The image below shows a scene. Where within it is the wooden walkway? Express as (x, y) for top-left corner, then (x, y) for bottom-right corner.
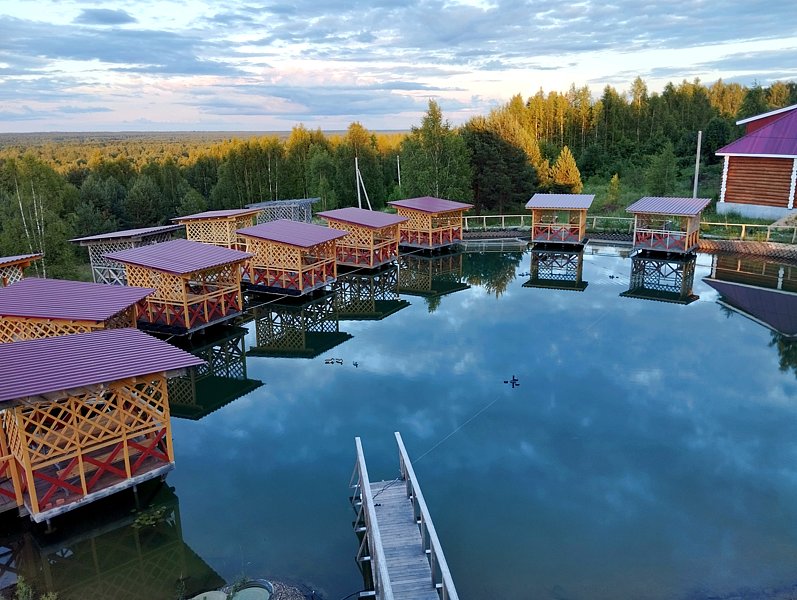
(368, 480), (439, 600)
(351, 432), (458, 600)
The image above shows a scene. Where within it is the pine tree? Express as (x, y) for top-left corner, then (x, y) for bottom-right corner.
(550, 146), (583, 193)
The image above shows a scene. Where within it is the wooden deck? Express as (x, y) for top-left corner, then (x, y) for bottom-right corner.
(368, 481), (440, 600)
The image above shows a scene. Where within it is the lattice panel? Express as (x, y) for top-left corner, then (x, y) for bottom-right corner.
(185, 219), (237, 248)
(127, 266), (185, 302)
(531, 251), (583, 281)
(0, 422), (22, 506)
(255, 201), (315, 224)
(629, 256), (696, 293)
(254, 295), (338, 349)
(0, 317), (105, 344)
(247, 238), (336, 293)
(0, 265), (24, 288)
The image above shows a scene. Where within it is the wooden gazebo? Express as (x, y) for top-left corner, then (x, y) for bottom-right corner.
(168, 326), (263, 420)
(0, 278), (155, 343)
(0, 328), (202, 523)
(246, 198), (319, 224)
(173, 208), (261, 250)
(387, 197), (473, 250)
(71, 225), (182, 285)
(523, 248), (588, 291)
(0, 254), (42, 287)
(238, 219), (348, 296)
(333, 266), (410, 321)
(620, 253), (699, 304)
(317, 207), (407, 269)
(247, 293), (352, 358)
(626, 197), (711, 254)
(525, 194), (594, 246)
(105, 239), (251, 335)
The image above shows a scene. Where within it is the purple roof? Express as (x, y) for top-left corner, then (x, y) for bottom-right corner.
(0, 328), (205, 404)
(626, 196), (711, 216)
(525, 194), (594, 210)
(0, 253), (42, 267)
(317, 207), (408, 228)
(0, 278), (155, 321)
(70, 225), (182, 243)
(237, 219), (348, 247)
(104, 239), (251, 274)
(705, 279), (797, 337)
(173, 208), (260, 222)
(388, 197), (473, 213)
(717, 109), (797, 157)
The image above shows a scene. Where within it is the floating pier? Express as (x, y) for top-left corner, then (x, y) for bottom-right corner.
(0, 328), (203, 523)
(525, 193), (594, 246)
(71, 225), (181, 285)
(388, 197), (472, 250)
(0, 278), (155, 343)
(626, 196), (711, 254)
(350, 432), (458, 600)
(318, 207), (407, 269)
(105, 239), (251, 335)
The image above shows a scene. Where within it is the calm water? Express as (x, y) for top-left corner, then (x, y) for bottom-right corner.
(4, 245), (797, 600)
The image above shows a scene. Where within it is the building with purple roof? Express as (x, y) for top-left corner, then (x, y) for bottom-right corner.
(173, 208), (261, 251)
(0, 277), (155, 343)
(0, 253), (42, 287)
(626, 196), (711, 254)
(525, 193), (595, 246)
(237, 220), (348, 296)
(0, 328), (203, 523)
(317, 207), (407, 269)
(716, 104), (797, 219)
(387, 197), (473, 250)
(104, 239), (251, 334)
(71, 225), (182, 285)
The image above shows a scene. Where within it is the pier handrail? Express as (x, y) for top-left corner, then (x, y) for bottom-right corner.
(352, 437), (395, 600)
(394, 432), (459, 600)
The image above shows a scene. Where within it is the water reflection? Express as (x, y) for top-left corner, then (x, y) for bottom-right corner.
(523, 247), (588, 291)
(1, 483), (223, 600)
(397, 251), (470, 312)
(620, 251), (698, 304)
(333, 265), (410, 322)
(247, 292), (352, 358)
(168, 326), (264, 420)
(461, 248), (524, 297)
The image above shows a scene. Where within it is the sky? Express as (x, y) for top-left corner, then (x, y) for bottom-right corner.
(1, 0), (796, 132)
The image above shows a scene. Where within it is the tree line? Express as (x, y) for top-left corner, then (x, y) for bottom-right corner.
(1, 77), (795, 279)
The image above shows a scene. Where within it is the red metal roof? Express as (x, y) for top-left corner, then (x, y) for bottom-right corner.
(104, 239), (251, 274)
(525, 194), (595, 210)
(0, 278), (155, 321)
(626, 197), (711, 216)
(704, 279), (797, 338)
(0, 328), (205, 404)
(317, 207), (408, 228)
(70, 225), (182, 243)
(717, 109), (797, 157)
(0, 253), (42, 267)
(172, 208), (261, 222)
(388, 197), (473, 213)
(237, 219), (348, 247)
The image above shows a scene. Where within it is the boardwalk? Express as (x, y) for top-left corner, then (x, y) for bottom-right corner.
(351, 432), (458, 600)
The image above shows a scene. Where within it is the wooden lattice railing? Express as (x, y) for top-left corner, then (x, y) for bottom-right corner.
(633, 228), (698, 253)
(531, 223), (583, 244)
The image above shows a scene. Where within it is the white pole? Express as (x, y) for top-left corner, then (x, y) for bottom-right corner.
(397, 155), (401, 188)
(355, 156), (362, 209)
(693, 130), (702, 198)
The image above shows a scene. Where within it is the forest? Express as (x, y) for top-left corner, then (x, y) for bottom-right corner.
(1, 76), (796, 280)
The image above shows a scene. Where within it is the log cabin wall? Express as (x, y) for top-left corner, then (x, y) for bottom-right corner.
(724, 157), (793, 207)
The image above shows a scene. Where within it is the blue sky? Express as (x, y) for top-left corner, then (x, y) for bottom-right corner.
(1, 0), (796, 132)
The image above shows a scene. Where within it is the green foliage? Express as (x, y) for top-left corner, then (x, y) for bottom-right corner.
(606, 174), (620, 208)
(5, 576), (57, 600)
(550, 146), (583, 193)
(645, 142), (678, 196)
(132, 504), (168, 529)
(123, 174), (163, 228)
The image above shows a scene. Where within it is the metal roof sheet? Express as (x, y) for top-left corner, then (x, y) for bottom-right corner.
(717, 109), (797, 157)
(0, 278), (155, 321)
(70, 225), (182, 243)
(172, 208), (261, 222)
(317, 207), (408, 228)
(0, 328), (205, 404)
(626, 196), (711, 216)
(0, 253), (42, 267)
(736, 104), (797, 125)
(388, 197), (474, 213)
(525, 194), (595, 210)
(104, 239), (251, 274)
(704, 279), (797, 337)
(237, 219), (348, 247)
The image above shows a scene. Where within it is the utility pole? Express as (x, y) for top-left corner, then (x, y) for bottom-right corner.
(693, 130), (702, 198)
(397, 155), (401, 189)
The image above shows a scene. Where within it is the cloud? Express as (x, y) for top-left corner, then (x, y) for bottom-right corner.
(73, 8), (137, 25)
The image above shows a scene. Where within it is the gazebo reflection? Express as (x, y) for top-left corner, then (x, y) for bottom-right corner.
(333, 265), (410, 322)
(620, 251), (698, 304)
(523, 247), (588, 292)
(397, 252), (470, 299)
